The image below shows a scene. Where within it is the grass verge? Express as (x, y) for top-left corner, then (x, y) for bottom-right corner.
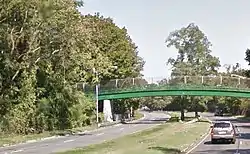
(134, 110), (144, 120)
(0, 111), (144, 147)
(168, 111), (197, 122)
(0, 132), (52, 146)
(58, 122), (210, 154)
(0, 124), (97, 147)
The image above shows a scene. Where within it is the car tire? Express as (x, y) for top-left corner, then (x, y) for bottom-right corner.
(211, 139), (217, 144)
(231, 139), (236, 144)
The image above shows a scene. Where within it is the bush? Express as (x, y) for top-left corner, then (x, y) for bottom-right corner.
(168, 117), (180, 122)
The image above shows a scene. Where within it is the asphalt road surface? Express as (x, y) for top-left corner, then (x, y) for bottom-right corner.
(190, 113), (250, 154)
(0, 111), (170, 154)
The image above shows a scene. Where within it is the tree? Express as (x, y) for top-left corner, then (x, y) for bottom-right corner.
(141, 96), (171, 111)
(79, 14), (145, 119)
(0, 0), (94, 133)
(244, 49), (250, 77)
(165, 23), (221, 120)
(0, 0), (144, 134)
(80, 13), (144, 83)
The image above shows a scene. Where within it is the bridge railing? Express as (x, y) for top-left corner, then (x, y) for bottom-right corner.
(80, 76), (250, 93)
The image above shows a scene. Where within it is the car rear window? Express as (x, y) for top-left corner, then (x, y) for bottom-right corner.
(214, 122), (230, 128)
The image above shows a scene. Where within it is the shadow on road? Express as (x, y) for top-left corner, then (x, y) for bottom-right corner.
(148, 146), (184, 154)
(237, 125), (250, 129)
(214, 116), (250, 122)
(193, 149), (250, 154)
(204, 141), (232, 145)
(238, 133), (250, 140)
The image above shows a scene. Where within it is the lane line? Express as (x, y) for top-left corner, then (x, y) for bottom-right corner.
(10, 149), (24, 153)
(185, 133), (210, 154)
(1, 112), (161, 153)
(119, 128), (124, 131)
(96, 133), (104, 136)
(63, 139), (74, 143)
(25, 140), (36, 143)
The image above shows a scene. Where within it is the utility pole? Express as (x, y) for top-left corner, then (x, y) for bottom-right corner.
(93, 68), (99, 127)
(93, 66), (118, 127)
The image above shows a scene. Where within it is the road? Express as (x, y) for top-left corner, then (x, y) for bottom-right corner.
(190, 113), (250, 154)
(0, 111), (170, 154)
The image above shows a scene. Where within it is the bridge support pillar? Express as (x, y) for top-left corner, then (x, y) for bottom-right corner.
(103, 100), (113, 122)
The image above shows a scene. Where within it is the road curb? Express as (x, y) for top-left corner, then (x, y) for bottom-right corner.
(184, 131), (210, 154)
(0, 135), (65, 149)
(0, 111), (147, 149)
(185, 118), (198, 124)
(182, 117), (212, 153)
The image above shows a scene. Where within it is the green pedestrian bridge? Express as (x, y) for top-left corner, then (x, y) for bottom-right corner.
(81, 75), (250, 100)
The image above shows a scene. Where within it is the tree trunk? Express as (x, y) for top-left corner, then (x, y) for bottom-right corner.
(191, 96), (198, 117)
(195, 111), (199, 117)
(181, 108), (185, 121)
(180, 96), (185, 121)
(130, 106), (133, 117)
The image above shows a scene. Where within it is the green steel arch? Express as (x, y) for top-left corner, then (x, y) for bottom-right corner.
(98, 87), (250, 100)
(80, 75), (250, 100)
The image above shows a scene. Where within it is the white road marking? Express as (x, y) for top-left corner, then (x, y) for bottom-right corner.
(96, 133), (104, 136)
(63, 139), (74, 143)
(26, 140), (36, 143)
(185, 133), (210, 154)
(182, 147), (189, 152)
(120, 128), (124, 131)
(10, 149), (23, 153)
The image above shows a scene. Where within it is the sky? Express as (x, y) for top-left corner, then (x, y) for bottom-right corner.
(79, 0), (250, 78)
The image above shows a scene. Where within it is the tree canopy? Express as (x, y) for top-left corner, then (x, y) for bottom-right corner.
(0, 0), (144, 134)
(166, 23), (221, 76)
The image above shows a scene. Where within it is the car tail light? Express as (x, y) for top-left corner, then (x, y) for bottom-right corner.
(211, 128), (214, 135)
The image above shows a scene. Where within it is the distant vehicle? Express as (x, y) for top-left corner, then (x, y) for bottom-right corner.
(214, 109), (223, 116)
(210, 121), (237, 144)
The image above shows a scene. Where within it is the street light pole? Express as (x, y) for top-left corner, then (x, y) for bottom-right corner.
(93, 68), (99, 127)
(95, 82), (99, 126)
(93, 66), (118, 127)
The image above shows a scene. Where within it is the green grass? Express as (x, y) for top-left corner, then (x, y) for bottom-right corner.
(168, 111), (196, 117)
(0, 132), (52, 146)
(58, 122), (210, 154)
(167, 111), (197, 122)
(0, 111), (144, 147)
(134, 110), (144, 120)
(0, 124), (98, 147)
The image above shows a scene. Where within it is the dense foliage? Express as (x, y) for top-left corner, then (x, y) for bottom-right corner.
(0, 0), (144, 134)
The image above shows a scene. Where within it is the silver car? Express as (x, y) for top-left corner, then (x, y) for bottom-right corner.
(210, 121), (236, 144)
